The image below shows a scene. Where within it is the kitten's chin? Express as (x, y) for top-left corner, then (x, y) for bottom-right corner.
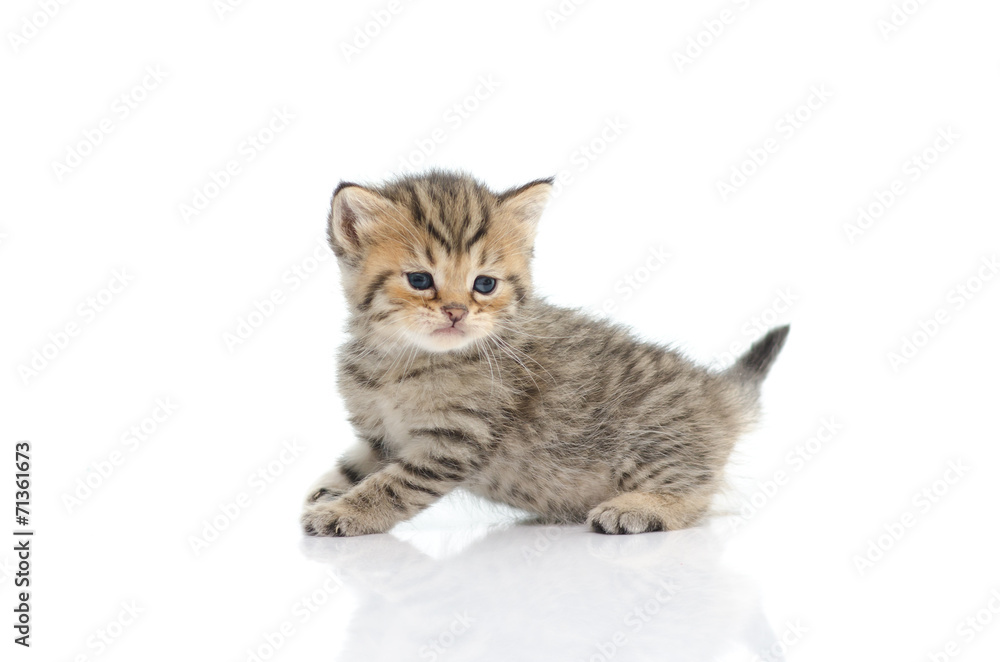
(408, 328), (477, 353)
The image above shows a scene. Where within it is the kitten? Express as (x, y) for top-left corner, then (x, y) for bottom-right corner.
(301, 170), (789, 536)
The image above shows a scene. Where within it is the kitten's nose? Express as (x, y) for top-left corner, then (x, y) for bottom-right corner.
(442, 304), (468, 324)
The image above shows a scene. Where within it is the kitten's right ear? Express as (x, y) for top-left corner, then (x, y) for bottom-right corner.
(328, 182), (395, 258)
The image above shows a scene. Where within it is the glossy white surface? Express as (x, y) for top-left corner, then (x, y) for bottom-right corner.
(301, 519), (779, 662)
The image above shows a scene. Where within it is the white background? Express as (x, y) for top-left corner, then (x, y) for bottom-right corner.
(2, 0), (999, 660)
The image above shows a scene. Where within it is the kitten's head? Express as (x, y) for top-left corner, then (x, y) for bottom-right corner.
(328, 171), (552, 353)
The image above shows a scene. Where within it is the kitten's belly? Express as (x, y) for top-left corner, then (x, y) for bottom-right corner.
(467, 454), (614, 520)
(361, 386), (614, 519)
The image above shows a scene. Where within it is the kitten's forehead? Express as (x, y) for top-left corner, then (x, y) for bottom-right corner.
(372, 172), (529, 270)
(382, 174), (498, 252)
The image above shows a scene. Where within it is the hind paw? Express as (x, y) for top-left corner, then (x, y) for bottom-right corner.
(587, 501), (663, 535)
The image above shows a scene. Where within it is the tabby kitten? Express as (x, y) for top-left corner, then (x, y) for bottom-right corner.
(301, 171), (789, 536)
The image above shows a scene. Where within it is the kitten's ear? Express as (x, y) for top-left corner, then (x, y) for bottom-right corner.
(328, 182), (396, 257)
(498, 177), (554, 230)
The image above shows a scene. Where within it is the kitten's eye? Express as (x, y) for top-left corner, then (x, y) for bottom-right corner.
(473, 276), (497, 294)
(407, 272), (434, 290)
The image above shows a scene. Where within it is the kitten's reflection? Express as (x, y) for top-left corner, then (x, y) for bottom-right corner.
(301, 524), (780, 662)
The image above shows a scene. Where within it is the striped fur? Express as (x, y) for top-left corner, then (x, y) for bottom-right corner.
(301, 171), (789, 536)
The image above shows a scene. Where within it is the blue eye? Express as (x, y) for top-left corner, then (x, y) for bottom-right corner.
(473, 276), (496, 294)
(407, 272), (434, 290)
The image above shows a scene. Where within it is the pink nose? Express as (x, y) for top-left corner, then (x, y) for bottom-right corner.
(442, 305), (468, 323)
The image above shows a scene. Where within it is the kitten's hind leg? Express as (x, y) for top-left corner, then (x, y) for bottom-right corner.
(303, 440), (385, 505)
(586, 491), (712, 534)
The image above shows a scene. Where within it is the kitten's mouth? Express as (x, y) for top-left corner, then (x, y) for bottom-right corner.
(432, 325), (465, 337)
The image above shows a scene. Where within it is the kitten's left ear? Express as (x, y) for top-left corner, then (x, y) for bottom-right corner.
(498, 177), (554, 231)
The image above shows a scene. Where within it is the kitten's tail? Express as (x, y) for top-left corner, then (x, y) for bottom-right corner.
(726, 325), (790, 388)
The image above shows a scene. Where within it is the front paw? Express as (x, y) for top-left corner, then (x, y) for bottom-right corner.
(300, 501), (389, 537)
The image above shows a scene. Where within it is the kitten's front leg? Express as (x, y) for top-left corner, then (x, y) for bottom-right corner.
(303, 438), (386, 505)
(301, 453), (468, 537)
